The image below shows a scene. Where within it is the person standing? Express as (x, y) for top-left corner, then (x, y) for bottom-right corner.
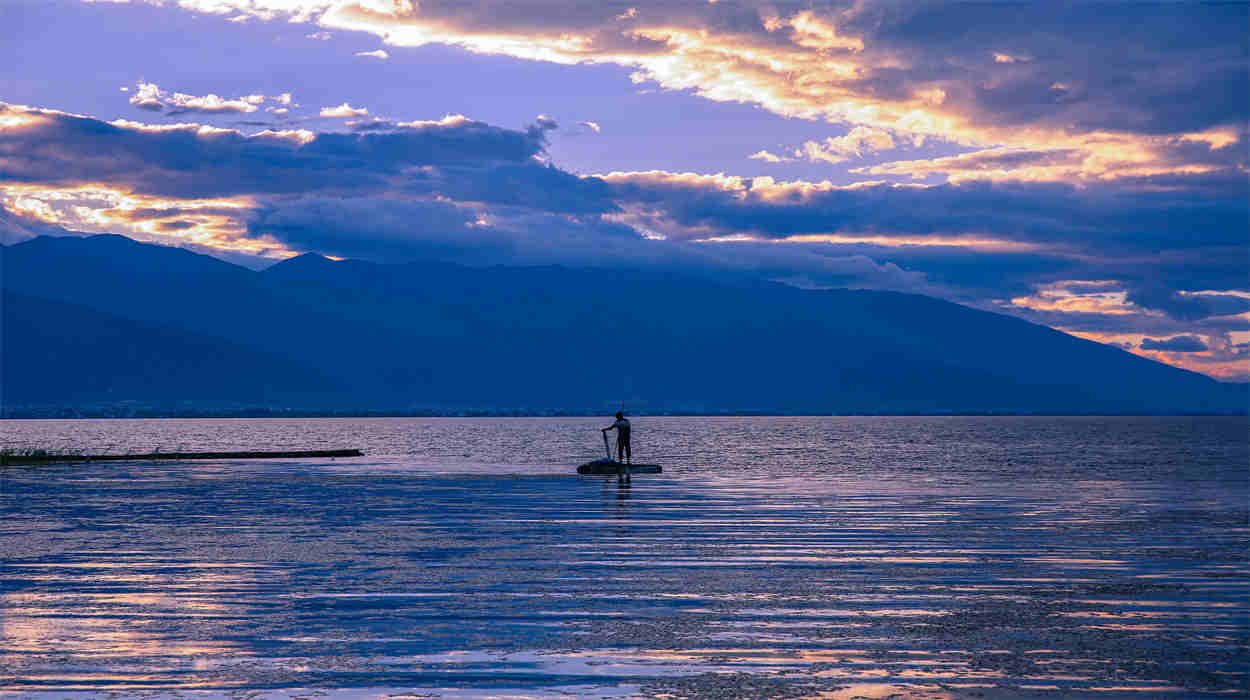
(602, 411), (631, 464)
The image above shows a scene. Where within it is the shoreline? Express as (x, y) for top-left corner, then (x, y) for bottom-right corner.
(4, 409), (1248, 419)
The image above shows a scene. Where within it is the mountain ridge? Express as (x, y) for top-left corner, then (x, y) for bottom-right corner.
(3, 233), (1244, 415)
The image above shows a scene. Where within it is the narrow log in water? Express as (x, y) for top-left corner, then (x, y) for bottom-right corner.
(1, 449), (363, 465)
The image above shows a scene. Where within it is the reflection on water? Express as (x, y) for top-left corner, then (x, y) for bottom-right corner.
(0, 417), (1246, 698)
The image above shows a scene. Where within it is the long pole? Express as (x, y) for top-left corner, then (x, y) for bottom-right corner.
(603, 431), (612, 460)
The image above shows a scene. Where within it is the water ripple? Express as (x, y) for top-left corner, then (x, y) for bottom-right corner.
(1, 417), (1246, 698)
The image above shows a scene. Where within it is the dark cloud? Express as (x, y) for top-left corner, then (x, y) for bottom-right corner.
(115, 206), (247, 222)
(606, 174), (1250, 262)
(530, 114), (558, 136)
(0, 105), (547, 199)
(4, 106), (1245, 291)
(155, 219), (197, 231)
(348, 119), (399, 132)
(1141, 336), (1208, 353)
(432, 162), (616, 215)
(852, 0), (1249, 135)
(1005, 297), (1250, 337)
(1059, 281), (1120, 295)
(241, 193), (929, 294)
(4, 104), (1245, 305)
(247, 196), (483, 261)
(1126, 286), (1250, 322)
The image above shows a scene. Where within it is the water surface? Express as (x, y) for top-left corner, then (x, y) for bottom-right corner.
(1, 417), (1246, 698)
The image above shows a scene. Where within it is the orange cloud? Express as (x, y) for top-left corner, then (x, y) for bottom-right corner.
(107, 2), (1242, 187)
(0, 183), (294, 260)
(1069, 329), (1249, 381)
(1010, 281), (1140, 316)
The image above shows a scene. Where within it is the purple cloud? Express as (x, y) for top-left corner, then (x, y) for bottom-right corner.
(1141, 336), (1209, 353)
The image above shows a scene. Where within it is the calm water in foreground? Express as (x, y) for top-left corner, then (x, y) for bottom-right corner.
(1, 416), (1247, 699)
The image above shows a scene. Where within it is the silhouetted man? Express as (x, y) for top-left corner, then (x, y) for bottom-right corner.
(602, 411), (631, 464)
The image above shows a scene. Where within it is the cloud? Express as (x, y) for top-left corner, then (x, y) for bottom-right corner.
(749, 149), (789, 163)
(120, 0), (1247, 186)
(6, 103), (1243, 274)
(1125, 287), (1250, 322)
(798, 127), (896, 164)
(155, 219), (197, 231)
(597, 170), (1250, 260)
(0, 103), (930, 294)
(856, 130), (1247, 184)
(127, 82), (276, 115)
(1141, 336), (1208, 352)
(319, 103), (370, 118)
(242, 193), (931, 294)
(129, 82), (164, 111)
(0, 103), (551, 200)
(355, 49), (389, 59)
(856, 147), (1086, 181)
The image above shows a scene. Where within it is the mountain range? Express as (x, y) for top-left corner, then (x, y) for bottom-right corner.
(2, 233), (1245, 415)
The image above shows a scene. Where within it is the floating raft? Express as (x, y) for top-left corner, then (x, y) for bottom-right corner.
(577, 458), (662, 475)
(2, 449), (363, 466)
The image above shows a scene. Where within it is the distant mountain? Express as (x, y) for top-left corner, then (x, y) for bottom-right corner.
(3, 234), (1245, 414)
(2, 292), (340, 407)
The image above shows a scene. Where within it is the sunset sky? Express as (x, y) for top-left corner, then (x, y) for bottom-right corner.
(1, 0), (1247, 379)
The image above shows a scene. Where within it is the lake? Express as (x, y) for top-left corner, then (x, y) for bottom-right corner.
(1, 416), (1247, 698)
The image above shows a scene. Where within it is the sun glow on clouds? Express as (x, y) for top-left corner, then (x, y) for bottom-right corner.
(1008, 282), (1250, 380)
(82, 2), (1246, 189)
(1011, 281), (1139, 316)
(1071, 328), (1250, 381)
(799, 127), (897, 164)
(855, 131), (1236, 184)
(691, 232), (1037, 252)
(306, 3), (1237, 185)
(598, 171), (1039, 252)
(0, 112), (41, 129)
(0, 184), (293, 259)
(777, 234), (1040, 252)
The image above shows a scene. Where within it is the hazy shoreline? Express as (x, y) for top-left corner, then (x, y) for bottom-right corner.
(4, 407), (1248, 419)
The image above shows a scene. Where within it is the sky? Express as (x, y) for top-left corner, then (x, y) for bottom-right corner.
(1, 0), (1247, 380)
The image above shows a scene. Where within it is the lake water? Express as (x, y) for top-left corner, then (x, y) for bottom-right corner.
(1, 416), (1247, 698)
